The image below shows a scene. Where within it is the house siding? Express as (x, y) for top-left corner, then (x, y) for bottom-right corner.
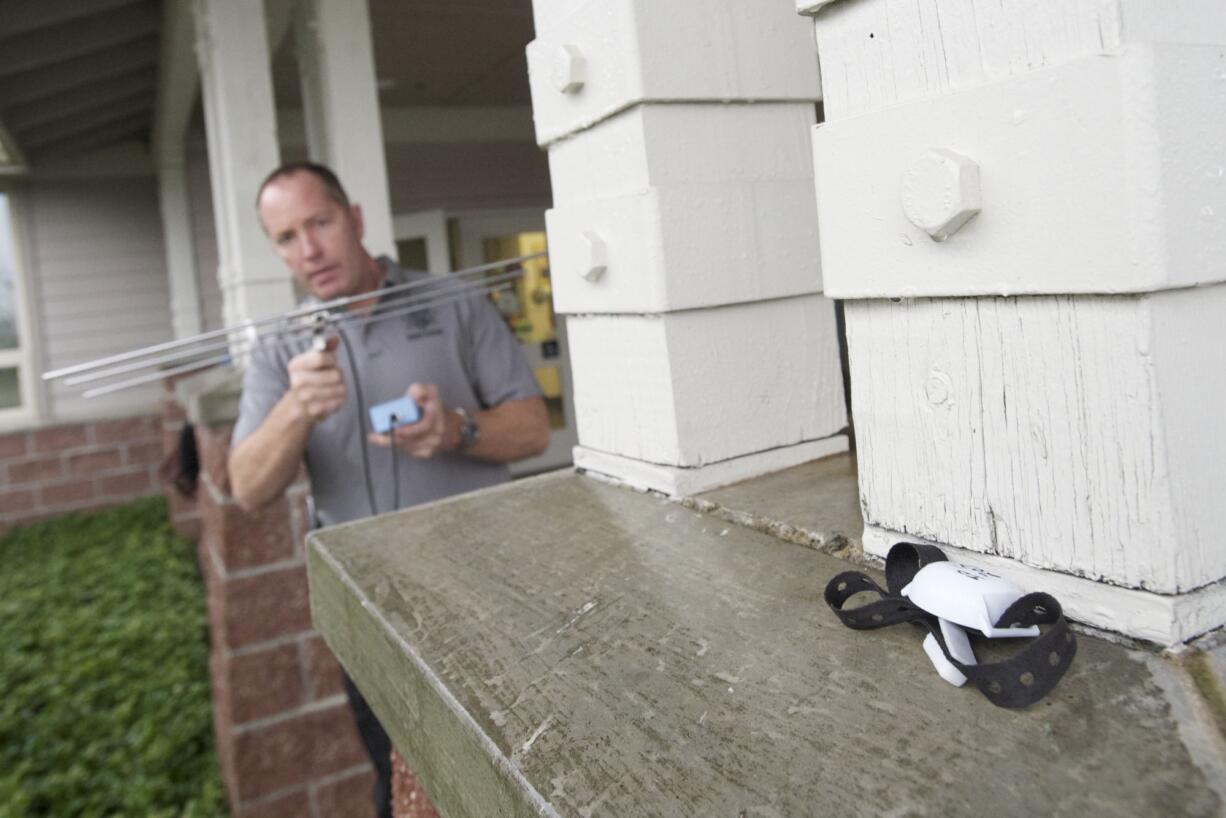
(26, 178), (173, 422)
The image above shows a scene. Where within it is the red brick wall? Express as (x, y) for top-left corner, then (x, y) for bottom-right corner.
(0, 414), (164, 532)
(191, 418), (376, 818)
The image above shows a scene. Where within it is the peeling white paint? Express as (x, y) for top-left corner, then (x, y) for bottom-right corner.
(849, 288), (1226, 597)
(815, 1), (1226, 641)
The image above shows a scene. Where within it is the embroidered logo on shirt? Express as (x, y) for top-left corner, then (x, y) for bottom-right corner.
(405, 308), (443, 340)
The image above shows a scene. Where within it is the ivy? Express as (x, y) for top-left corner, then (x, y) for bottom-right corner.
(0, 498), (227, 817)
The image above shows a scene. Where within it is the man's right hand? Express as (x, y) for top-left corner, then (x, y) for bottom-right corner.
(287, 335), (346, 422)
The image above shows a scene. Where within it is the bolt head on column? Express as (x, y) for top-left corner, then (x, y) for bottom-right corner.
(579, 232), (607, 281)
(553, 44), (586, 94)
(901, 148), (982, 242)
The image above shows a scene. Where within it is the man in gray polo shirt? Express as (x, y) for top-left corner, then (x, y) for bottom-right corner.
(229, 161), (549, 817)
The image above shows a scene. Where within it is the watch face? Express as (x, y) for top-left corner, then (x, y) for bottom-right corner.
(458, 410), (479, 449)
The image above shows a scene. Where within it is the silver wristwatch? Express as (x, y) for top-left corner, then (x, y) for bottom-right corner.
(454, 406), (480, 451)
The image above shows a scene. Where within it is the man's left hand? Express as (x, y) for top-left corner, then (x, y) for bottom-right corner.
(367, 382), (457, 458)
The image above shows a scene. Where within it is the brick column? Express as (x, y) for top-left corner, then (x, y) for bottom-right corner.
(192, 417), (375, 818)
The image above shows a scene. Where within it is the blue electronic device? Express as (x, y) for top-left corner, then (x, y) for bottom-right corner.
(369, 395), (421, 433)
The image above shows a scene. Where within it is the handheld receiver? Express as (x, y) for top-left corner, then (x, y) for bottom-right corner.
(369, 396), (420, 433)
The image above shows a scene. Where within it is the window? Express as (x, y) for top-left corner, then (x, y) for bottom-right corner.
(0, 190), (34, 425)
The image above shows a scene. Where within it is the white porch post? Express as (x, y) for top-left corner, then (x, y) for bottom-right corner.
(293, 0), (395, 259)
(193, 0), (294, 328)
(157, 164), (202, 337)
(527, 0), (848, 496)
(803, 0), (1226, 643)
(153, 0), (202, 338)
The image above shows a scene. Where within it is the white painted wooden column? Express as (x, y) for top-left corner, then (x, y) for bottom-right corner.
(157, 163), (202, 337)
(294, 0), (395, 259)
(527, 0), (848, 496)
(154, 0), (202, 338)
(802, 0), (1226, 644)
(193, 0), (294, 327)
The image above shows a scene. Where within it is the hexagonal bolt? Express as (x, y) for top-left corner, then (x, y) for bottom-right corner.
(578, 232), (607, 282)
(900, 148), (981, 242)
(553, 44), (586, 94)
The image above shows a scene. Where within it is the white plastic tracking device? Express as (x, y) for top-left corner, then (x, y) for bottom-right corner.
(902, 562), (1040, 687)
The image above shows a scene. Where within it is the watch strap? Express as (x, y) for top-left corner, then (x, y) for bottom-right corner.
(454, 406), (479, 451)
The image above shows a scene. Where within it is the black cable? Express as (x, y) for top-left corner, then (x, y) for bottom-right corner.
(334, 325), (378, 518)
(390, 417), (402, 512)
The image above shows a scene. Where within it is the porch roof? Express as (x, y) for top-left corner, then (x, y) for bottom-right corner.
(0, 0), (534, 170)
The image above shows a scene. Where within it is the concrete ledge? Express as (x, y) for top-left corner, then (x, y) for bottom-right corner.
(308, 467), (1223, 818)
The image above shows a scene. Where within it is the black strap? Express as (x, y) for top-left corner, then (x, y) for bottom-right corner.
(824, 543), (1077, 709)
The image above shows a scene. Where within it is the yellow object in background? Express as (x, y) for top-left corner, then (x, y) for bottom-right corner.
(483, 232), (554, 344)
(534, 366), (561, 398)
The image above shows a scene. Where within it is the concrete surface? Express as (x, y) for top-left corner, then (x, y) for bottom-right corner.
(685, 453), (863, 557)
(308, 460), (1226, 818)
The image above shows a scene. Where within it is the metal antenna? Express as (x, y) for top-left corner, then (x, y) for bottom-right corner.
(42, 251), (545, 383)
(45, 252), (546, 398)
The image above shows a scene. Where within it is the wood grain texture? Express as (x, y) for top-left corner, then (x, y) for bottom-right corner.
(812, 0), (1122, 121)
(307, 470), (1222, 818)
(811, 0), (1226, 121)
(846, 286), (1226, 594)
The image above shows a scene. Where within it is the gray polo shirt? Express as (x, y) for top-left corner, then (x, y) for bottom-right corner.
(233, 257), (542, 526)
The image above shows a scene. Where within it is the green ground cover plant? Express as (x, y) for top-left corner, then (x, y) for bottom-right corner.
(0, 498), (227, 817)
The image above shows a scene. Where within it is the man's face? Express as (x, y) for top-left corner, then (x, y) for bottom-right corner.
(257, 171), (372, 302)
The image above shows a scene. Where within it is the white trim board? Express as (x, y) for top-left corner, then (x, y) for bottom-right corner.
(863, 524), (1226, 646)
(575, 434), (849, 497)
